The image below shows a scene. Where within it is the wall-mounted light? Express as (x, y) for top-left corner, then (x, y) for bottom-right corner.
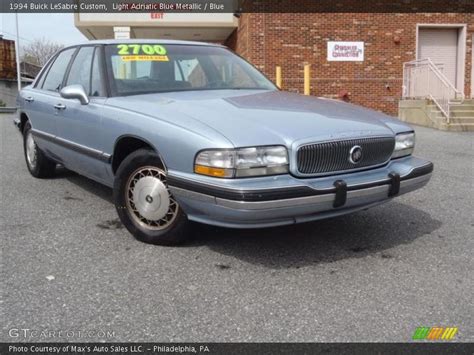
(338, 89), (351, 102)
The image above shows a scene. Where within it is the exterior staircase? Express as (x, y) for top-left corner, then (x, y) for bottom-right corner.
(426, 99), (474, 131)
(400, 58), (473, 131)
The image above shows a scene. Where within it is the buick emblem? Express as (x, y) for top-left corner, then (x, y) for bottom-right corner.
(349, 145), (363, 164)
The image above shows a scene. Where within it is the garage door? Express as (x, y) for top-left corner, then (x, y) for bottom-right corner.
(418, 28), (458, 87)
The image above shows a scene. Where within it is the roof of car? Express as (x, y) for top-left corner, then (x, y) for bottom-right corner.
(78, 39), (224, 47)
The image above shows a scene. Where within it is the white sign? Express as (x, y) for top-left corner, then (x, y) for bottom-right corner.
(327, 41), (364, 61)
(78, 13), (236, 25)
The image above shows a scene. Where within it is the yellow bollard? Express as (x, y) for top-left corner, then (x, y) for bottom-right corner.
(119, 63), (127, 79)
(304, 64), (311, 95)
(276, 66), (282, 89)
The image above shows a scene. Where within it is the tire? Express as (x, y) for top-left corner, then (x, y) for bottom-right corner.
(113, 149), (189, 245)
(23, 122), (56, 178)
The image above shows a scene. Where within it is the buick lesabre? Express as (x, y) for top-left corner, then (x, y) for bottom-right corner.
(15, 40), (433, 245)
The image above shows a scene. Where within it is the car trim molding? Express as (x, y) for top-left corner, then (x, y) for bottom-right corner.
(170, 174), (431, 211)
(167, 176), (324, 202)
(167, 162), (433, 202)
(31, 129), (111, 163)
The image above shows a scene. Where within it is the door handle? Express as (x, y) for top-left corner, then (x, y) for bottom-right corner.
(54, 103), (66, 110)
(24, 96), (34, 102)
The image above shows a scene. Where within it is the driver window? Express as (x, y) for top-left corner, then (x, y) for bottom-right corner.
(66, 46), (94, 93)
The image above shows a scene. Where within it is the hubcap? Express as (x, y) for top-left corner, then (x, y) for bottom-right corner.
(26, 132), (37, 168)
(125, 167), (179, 230)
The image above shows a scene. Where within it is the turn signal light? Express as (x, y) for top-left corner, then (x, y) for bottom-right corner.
(194, 165), (232, 178)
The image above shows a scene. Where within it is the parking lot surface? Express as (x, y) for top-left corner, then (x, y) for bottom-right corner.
(1, 114), (473, 342)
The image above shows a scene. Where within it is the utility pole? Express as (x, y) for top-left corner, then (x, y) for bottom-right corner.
(15, 12), (21, 92)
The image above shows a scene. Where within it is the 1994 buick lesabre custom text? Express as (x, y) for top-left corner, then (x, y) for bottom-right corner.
(15, 40), (433, 245)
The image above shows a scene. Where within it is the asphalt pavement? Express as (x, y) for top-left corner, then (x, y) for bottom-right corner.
(1, 114), (473, 342)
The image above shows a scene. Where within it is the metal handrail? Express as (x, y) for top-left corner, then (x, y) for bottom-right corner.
(402, 58), (464, 123)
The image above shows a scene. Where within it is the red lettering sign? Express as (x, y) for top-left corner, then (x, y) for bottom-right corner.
(151, 13), (164, 19)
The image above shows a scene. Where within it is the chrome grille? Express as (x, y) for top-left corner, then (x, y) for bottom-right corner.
(297, 136), (395, 175)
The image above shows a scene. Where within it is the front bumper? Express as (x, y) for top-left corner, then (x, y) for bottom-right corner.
(167, 156), (433, 228)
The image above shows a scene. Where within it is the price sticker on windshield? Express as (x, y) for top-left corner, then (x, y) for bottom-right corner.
(117, 44), (169, 61)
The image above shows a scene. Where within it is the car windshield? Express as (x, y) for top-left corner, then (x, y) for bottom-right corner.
(105, 43), (276, 95)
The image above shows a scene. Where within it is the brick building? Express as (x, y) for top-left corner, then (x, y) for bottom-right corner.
(0, 37), (40, 107)
(0, 37), (17, 81)
(75, 4), (473, 125)
(0, 37), (18, 107)
(225, 13), (473, 115)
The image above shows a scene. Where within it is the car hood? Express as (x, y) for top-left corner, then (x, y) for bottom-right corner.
(106, 90), (410, 147)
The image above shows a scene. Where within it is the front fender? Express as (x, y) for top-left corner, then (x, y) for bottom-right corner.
(101, 103), (234, 174)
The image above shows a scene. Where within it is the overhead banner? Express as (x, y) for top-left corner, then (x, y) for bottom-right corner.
(327, 41), (364, 62)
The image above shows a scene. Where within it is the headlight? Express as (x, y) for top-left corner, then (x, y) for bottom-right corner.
(392, 132), (415, 159)
(195, 146), (289, 178)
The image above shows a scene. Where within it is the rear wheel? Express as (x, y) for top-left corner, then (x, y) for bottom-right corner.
(113, 149), (189, 245)
(23, 122), (56, 178)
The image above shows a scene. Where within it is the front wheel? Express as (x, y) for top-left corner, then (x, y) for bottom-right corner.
(113, 149), (189, 245)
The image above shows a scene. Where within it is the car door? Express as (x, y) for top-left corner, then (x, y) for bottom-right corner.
(54, 45), (109, 183)
(21, 47), (77, 159)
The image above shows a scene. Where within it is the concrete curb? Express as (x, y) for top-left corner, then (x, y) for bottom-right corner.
(0, 107), (17, 113)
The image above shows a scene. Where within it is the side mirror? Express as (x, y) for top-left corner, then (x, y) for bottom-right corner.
(60, 85), (89, 105)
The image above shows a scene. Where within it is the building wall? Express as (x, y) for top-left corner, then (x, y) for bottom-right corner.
(0, 38), (18, 107)
(0, 38), (17, 80)
(0, 80), (20, 107)
(226, 13), (474, 115)
(225, 13), (250, 59)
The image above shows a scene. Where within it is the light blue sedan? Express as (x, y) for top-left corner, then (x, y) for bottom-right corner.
(15, 40), (433, 245)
